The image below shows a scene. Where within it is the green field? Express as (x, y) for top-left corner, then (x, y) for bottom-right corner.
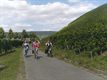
(0, 48), (25, 80)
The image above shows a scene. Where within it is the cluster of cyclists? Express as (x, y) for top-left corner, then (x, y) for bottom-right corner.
(23, 40), (53, 59)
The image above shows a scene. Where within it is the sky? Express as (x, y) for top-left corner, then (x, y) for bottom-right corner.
(0, 0), (107, 32)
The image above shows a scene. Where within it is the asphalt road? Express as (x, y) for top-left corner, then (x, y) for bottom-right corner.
(24, 50), (107, 80)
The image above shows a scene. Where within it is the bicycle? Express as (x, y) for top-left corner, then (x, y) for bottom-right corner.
(34, 48), (38, 59)
(24, 46), (29, 57)
(24, 48), (29, 56)
(47, 48), (53, 57)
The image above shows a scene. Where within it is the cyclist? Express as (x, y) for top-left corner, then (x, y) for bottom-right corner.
(23, 41), (29, 56)
(45, 41), (53, 57)
(33, 40), (40, 59)
(32, 40), (35, 54)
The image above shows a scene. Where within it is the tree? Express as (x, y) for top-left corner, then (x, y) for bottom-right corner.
(0, 27), (5, 39)
(21, 29), (29, 39)
(14, 32), (19, 39)
(8, 29), (14, 39)
(29, 32), (37, 38)
(29, 32), (39, 41)
(18, 33), (21, 39)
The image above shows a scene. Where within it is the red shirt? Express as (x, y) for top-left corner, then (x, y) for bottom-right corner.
(33, 42), (40, 48)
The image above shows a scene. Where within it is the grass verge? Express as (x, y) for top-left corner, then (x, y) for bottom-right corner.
(0, 48), (26, 80)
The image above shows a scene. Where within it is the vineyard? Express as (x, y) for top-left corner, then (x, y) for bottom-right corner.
(0, 39), (22, 55)
(0, 27), (38, 55)
(44, 4), (107, 56)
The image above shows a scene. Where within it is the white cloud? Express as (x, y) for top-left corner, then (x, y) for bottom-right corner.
(68, 0), (81, 3)
(0, 23), (32, 32)
(0, 0), (97, 32)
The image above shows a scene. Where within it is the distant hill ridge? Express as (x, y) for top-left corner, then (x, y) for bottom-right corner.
(31, 31), (56, 39)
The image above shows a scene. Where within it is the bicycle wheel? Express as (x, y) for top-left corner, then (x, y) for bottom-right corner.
(34, 48), (38, 59)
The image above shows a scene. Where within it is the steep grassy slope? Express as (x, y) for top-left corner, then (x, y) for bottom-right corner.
(46, 3), (107, 55)
(60, 3), (107, 34)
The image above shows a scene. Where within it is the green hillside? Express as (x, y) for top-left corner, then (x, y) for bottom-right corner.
(60, 3), (107, 33)
(47, 3), (107, 55)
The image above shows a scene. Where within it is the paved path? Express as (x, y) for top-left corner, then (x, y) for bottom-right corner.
(24, 50), (107, 80)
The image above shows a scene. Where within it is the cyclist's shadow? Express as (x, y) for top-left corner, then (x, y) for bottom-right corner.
(36, 55), (43, 60)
